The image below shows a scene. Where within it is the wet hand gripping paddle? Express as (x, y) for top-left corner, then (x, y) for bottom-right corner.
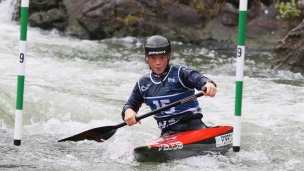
(58, 87), (207, 142)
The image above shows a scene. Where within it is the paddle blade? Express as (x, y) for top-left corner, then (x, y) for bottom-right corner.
(58, 125), (118, 142)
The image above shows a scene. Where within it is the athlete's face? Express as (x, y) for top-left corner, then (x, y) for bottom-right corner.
(145, 54), (170, 75)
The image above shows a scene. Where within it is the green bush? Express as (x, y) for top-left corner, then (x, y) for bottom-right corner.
(275, 0), (301, 19)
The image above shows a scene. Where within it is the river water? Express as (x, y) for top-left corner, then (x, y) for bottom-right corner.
(1, 1), (304, 171)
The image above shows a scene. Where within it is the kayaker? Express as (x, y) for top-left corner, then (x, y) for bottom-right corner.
(121, 35), (217, 136)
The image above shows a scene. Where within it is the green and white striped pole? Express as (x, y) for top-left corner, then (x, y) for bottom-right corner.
(233, 0), (248, 152)
(14, 0), (29, 146)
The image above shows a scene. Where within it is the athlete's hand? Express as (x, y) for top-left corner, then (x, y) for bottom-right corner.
(203, 82), (217, 97)
(124, 108), (141, 126)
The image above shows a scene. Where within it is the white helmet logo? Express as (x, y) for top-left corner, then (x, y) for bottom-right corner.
(148, 51), (166, 55)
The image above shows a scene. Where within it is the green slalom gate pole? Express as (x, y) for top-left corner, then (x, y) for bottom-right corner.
(233, 0), (248, 152)
(14, 0), (29, 146)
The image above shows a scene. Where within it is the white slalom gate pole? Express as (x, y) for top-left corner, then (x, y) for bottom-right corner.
(14, 0), (29, 146)
(233, 0), (248, 152)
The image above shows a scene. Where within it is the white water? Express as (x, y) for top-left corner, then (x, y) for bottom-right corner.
(1, 1), (304, 170)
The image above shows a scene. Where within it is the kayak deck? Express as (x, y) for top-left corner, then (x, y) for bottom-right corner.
(133, 126), (233, 162)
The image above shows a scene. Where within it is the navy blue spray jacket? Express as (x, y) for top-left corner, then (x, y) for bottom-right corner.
(121, 65), (216, 128)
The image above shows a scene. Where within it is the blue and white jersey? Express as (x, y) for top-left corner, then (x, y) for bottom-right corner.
(138, 66), (201, 118)
(122, 65), (216, 121)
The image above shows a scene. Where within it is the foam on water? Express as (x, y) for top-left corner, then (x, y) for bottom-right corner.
(1, 0), (304, 170)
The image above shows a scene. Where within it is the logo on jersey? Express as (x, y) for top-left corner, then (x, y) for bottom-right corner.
(182, 67), (193, 73)
(168, 77), (177, 83)
(141, 84), (151, 92)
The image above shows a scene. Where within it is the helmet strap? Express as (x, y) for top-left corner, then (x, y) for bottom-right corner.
(152, 64), (170, 78)
(152, 64), (170, 87)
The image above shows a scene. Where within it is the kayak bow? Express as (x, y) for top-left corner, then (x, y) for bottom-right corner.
(133, 125), (233, 162)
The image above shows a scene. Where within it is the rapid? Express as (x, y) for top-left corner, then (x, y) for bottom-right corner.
(1, 1), (303, 170)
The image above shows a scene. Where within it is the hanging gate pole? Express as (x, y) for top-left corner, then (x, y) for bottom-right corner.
(14, 0), (29, 146)
(233, 0), (248, 152)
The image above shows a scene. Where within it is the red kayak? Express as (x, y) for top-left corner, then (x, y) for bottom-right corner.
(133, 125), (233, 162)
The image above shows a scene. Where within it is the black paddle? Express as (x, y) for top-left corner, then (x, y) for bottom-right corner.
(58, 87), (206, 142)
